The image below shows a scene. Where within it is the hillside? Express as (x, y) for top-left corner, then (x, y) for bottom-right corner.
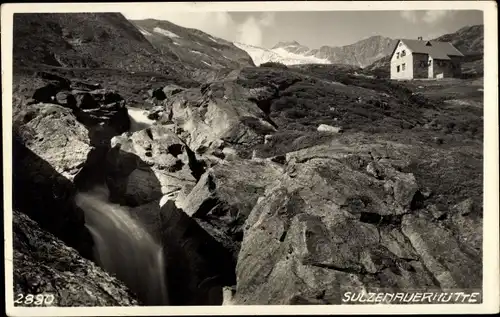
(13, 13), (183, 74)
(131, 19), (255, 80)
(366, 24), (484, 78)
(10, 13), (484, 307)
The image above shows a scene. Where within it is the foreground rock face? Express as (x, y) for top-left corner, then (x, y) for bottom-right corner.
(231, 142), (482, 304)
(13, 210), (139, 306)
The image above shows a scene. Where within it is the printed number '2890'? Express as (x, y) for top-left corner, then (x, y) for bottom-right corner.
(14, 293), (55, 306)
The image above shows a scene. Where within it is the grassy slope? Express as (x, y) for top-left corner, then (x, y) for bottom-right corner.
(244, 63), (483, 211)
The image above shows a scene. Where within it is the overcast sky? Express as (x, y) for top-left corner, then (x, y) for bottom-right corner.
(121, 10), (483, 48)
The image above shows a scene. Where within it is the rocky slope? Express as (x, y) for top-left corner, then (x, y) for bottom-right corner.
(10, 13), (484, 306)
(14, 13), (185, 75)
(131, 19), (255, 80)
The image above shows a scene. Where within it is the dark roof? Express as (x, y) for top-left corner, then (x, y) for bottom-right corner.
(393, 39), (464, 60)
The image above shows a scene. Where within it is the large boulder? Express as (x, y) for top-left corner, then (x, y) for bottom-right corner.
(13, 103), (95, 258)
(231, 142), (482, 304)
(14, 103), (93, 182)
(177, 158), (284, 257)
(105, 125), (203, 206)
(13, 210), (139, 306)
(164, 81), (277, 158)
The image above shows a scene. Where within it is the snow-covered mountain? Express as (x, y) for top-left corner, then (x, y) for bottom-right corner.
(233, 42), (330, 66)
(236, 36), (394, 68)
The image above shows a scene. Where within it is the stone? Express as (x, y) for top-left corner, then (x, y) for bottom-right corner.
(162, 84), (185, 98)
(106, 125), (202, 206)
(317, 124), (343, 133)
(392, 172), (419, 209)
(178, 158), (283, 257)
(165, 81), (276, 156)
(453, 198), (475, 216)
(401, 213), (481, 290)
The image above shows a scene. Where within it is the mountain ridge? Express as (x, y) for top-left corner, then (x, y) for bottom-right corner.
(234, 25), (482, 69)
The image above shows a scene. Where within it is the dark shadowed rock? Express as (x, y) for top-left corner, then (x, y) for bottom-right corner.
(75, 92), (100, 109)
(178, 159), (283, 257)
(13, 210), (139, 307)
(148, 87), (167, 101)
(32, 83), (65, 104)
(158, 199), (237, 305)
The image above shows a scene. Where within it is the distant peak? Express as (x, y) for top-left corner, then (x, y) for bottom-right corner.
(272, 40), (302, 49)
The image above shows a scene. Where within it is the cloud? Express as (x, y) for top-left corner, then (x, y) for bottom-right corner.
(400, 11), (419, 24)
(400, 10), (456, 25)
(422, 10), (456, 24)
(236, 12), (275, 46)
(121, 10), (276, 47)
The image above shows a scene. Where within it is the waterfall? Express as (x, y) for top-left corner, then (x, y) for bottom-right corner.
(75, 185), (169, 305)
(127, 107), (155, 132)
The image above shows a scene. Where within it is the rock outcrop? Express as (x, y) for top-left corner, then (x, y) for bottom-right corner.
(106, 125), (203, 206)
(164, 80), (277, 158)
(230, 142), (482, 304)
(12, 104), (95, 259)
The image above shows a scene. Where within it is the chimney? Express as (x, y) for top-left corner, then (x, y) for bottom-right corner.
(418, 36), (423, 41)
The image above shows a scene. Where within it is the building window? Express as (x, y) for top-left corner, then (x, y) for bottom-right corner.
(401, 50), (406, 57)
(428, 59), (432, 66)
(402, 63), (406, 71)
(396, 52), (400, 59)
(397, 65), (400, 72)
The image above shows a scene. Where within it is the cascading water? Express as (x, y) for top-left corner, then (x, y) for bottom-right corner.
(75, 183), (169, 305)
(127, 106), (156, 132)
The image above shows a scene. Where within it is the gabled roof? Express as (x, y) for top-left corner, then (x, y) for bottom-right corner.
(391, 39), (464, 60)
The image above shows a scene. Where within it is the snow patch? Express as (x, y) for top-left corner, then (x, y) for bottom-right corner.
(138, 27), (152, 36)
(201, 61), (212, 67)
(190, 50), (203, 55)
(208, 36), (219, 43)
(153, 27), (180, 38)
